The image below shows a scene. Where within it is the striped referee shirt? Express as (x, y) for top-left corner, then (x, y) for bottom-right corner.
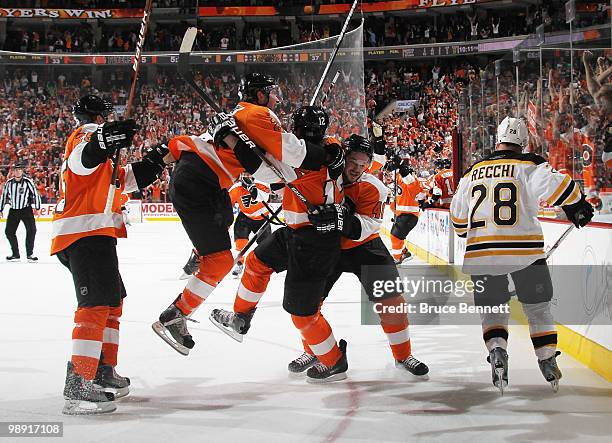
(0, 176), (42, 210)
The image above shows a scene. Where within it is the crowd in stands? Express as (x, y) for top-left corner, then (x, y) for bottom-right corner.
(1, 42), (610, 216)
(4, 2), (608, 54)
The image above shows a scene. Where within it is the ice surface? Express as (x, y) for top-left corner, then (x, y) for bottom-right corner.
(0, 222), (610, 442)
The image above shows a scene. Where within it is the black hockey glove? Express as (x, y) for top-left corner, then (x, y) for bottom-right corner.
(82, 119), (138, 168)
(371, 136), (386, 155)
(562, 195), (594, 228)
(208, 112), (236, 147)
(97, 119), (138, 157)
(240, 176), (258, 199)
(386, 154), (401, 172)
(398, 161), (413, 178)
(142, 143), (169, 170)
(308, 204), (349, 234)
(324, 143), (345, 180)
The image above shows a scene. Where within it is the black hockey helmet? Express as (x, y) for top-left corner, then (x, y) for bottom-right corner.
(292, 106), (329, 142)
(239, 73), (278, 103)
(73, 95), (113, 123)
(342, 134), (373, 161)
(434, 158), (451, 169)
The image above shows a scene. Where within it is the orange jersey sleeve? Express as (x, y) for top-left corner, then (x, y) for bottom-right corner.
(232, 102), (308, 169)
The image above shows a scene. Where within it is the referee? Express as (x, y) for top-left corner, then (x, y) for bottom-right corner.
(0, 163), (42, 262)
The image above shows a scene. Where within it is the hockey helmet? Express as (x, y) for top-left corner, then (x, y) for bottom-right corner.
(292, 106), (329, 142)
(73, 95), (113, 123)
(342, 134), (373, 161)
(239, 73), (278, 103)
(434, 158), (451, 169)
(496, 116), (528, 149)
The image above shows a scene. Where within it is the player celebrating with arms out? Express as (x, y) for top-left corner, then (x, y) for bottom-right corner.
(450, 117), (593, 394)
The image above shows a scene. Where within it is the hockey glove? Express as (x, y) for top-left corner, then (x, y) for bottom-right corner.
(562, 195), (594, 228)
(371, 137), (386, 155)
(142, 143), (169, 170)
(386, 154), (401, 172)
(208, 112), (237, 147)
(97, 119), (138, 156)
(82, 119), (138, 168)
(324, 143), (345, 180)
(240, 176), (259, 199)
(308, 204), (349, 234)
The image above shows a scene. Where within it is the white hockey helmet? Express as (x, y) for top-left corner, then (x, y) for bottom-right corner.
(496, 116), (528, 149)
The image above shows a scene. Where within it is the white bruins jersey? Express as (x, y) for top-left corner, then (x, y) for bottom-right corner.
(450, 151), (581, 275)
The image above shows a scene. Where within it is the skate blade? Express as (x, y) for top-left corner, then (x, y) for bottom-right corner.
(95, 384), (130, 399)
(306, 372), (347, 384)
(151, 321), (190, 356)
(550, 380), (559, 393)
(209, 315), (244, 343)
(62, 399), (116, 415)
(494, 368), (507, 395)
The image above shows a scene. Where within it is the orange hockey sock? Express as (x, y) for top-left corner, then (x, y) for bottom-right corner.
(71, 306), (109, 380)
(291, 313), (341, 367)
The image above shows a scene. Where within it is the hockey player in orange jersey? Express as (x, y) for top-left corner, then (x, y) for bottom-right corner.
(210, 106), (349, 382)
(211, 134), (429, 380)
(228, 174), (273, 277)
(53, 95), (171, 415)
(430, 158), (455, 209)
(153, 74), (343, 356)
(388, 157), (427, 264)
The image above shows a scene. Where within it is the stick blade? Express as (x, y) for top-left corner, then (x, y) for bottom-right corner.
(180, 27), (198, 54)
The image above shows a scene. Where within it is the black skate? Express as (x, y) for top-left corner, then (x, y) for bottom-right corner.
(538, 351), (562, 392)
(306, 339), (348, 384)
(209, 308), (255, 343)
(395, 355), (430, 379)
(152, 297), (196, 356)
(487, 347), (509, 395)
(394, 248), (412, 265)
(179, 249), (200, 280)
(6, 255), (20, 262)
(94, 364), (131, 399)
(231, 262), (244, 278)
(288, 352), (318, 375)
(62, 362), (116, 415)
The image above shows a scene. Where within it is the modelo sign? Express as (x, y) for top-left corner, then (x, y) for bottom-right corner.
(142, 203), (178, 218)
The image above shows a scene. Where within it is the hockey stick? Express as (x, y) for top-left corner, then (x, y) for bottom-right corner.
(178, 27), (317, 213)
(104, 0), (153, 215)
(320, 70), (341, 108)
(545, 224), (574, 260)
(310, 0), (360, 106)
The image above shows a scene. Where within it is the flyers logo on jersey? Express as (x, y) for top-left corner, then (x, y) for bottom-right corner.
(582, 144), (593, 167)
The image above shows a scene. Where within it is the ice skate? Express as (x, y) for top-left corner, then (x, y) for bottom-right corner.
(94, 364), (131, 399)
(487, 347), (508, 395)
(538, 351), (562, 392)
(62, 362), (116, 415)
(288, 352), (318, 375)
(179, 249), (200, 280)
(231, 262), (244, 278)
(395, 355), (429, 379)
(209, 308), (255, 343)
(306, 339), (348, 383)
(394, 248), (412, 265)
(152, 297), (196, 355)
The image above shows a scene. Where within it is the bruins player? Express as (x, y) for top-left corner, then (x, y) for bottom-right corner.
(53, 95), (170, 415)
(450, 117), (594, 393)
